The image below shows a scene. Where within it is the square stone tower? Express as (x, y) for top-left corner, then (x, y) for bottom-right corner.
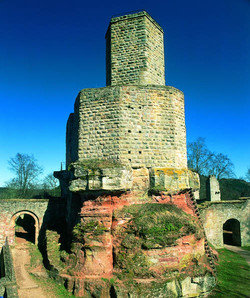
(106, 11), (165, 86)
(64, 11), (197, 192)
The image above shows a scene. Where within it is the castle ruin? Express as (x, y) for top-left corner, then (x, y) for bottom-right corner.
(65, 11), (199, 194)
(52, 11), (217, 297)
(1, 10), (250, 298)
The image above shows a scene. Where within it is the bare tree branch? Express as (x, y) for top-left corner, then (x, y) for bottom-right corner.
(7, 153), (43, 198)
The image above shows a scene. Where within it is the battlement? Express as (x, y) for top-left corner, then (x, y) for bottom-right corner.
(106, 11), (165, 86)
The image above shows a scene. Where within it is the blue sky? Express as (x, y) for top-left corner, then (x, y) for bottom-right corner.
(0, 0), (249, 186)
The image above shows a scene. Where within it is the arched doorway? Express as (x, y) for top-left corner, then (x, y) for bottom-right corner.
(15, 214), (35, 243)
(10, 211), (39, 245)
(223, 218), (241, 246)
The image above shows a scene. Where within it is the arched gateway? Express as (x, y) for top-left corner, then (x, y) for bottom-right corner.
(10, 211), (40, 245)
(223, 218), (241, 246)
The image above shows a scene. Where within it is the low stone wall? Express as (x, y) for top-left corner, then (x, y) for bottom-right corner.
(0, 241), (18, 297)
(199, 199), (250, 248)
(0, 199), (49, 249)
(0, 198), (66, 250)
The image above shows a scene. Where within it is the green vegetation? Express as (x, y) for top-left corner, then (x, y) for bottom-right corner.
(209, 248), (250, 297)
(27, 241), (75, 297)
(219, 178), (250, 200)
(46, 230), (67, 271)
(199, 175), (250, 201)
(0, 186), (60, 199)
(116, 203), (202, 249)
(27, 242), (44, 268)
(242, 246), (250, 252)
(73, 220), (108, 241)
(113, 203), (203, 278)
(31, 275), (75, 297)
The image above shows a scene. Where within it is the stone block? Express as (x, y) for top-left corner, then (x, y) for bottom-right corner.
(150, 168), (199, 192)
(69, 162), (133, 192)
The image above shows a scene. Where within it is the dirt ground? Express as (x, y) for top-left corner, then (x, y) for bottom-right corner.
(12, 241), (48, 298)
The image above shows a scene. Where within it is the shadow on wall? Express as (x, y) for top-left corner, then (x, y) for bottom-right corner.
(37, 197), (67, 268)
(15, 214), (35, 244)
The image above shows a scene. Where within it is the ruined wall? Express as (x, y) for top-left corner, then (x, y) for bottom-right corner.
(208, 176), (221, 201)
(199, 199), (250, 248)
(0, 199), (49, 249)
(0, 242), (18, 297)
(66, 85), (187, 169)
(0, 198), (66, 250)
(106, 11), (165, 86)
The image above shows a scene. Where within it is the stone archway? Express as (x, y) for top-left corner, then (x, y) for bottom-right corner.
(10, 211), (39, 245)
(223, 218), (241, 246)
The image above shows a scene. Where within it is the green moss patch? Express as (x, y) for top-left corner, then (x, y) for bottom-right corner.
(72, 220), (108, 242)
(115, 203), (201, 249)
(113, 203), (203, 278)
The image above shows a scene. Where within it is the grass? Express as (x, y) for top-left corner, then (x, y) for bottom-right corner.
(27, 242), (75, 297)
(209, 248), (250, 297)
(242, 246), (250, 252)
(31, 276), (75, 297)
(115, 203), (202, 249)
(28, 242), (44, 268)
(113, 203), (206, 279)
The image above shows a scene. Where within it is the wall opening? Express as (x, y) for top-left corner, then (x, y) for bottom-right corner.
(15, 214), (36, 244)
(11, 211), (39, 245)
(223, 218), (241, 246)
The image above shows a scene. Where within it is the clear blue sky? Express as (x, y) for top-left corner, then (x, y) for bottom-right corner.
(0, 0), (249, 186)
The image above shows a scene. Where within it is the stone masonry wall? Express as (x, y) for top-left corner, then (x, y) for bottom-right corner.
(74, 87), (121, 164)
(199, 199), (250, 248)
(143, 15), (165, 85)
(0, 199), (49, 249)
(0, 241), (18, 297)
(66, 85), (187, 169)
(119, 85), (187, 168)
(106, 11), (165, 86)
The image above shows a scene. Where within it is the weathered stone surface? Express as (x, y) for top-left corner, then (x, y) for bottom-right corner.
(67, 164), (199, 193)
(150, 168), (199, 192)
(66, 85), (187, 170)
(106, 11), (165, 86)
(0, 199), (49, 248)
(53, 190), (216, 297)
(199, 199), (250, 247)
(131, 167), (150, 190)
(0, 241), (18, 297)
(68, 162), (133, 192)
(208, 175), (221, 201)
(55, 10), (218, 298)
